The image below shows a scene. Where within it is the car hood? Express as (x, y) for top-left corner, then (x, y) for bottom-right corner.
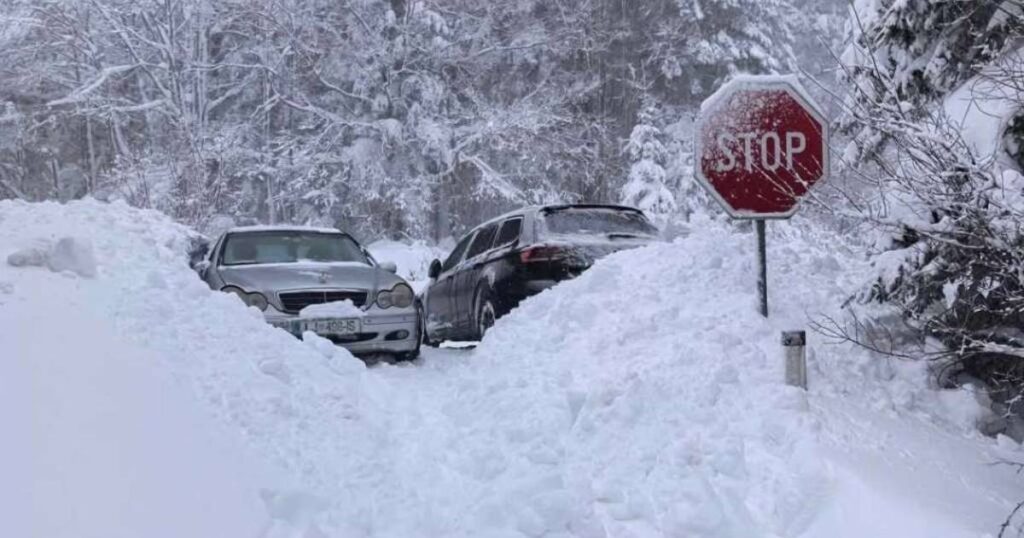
(218, 262), (405, 294)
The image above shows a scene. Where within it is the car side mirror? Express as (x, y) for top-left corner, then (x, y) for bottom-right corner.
(192, 260), (211, 279)
(379, 261), (398, 274)
(428, 259), (442, 280)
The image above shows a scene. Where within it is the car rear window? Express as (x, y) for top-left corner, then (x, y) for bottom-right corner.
(540, 207), (657, 237)
(222, 231), (368, 266)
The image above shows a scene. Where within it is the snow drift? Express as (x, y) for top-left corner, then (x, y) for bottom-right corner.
(470, 218), (1022, 537)
(3, 199), (1022, 537)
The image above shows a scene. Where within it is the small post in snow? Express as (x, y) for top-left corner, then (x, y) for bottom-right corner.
(782, 330), (807, 389)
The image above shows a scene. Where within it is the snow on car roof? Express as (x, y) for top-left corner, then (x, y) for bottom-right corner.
(226, 224), (344, 234)
(472, 203), (645, 231)
(475, 206), (541, 228)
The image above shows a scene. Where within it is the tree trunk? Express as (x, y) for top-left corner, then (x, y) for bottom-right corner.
(85, 116), (97, 194)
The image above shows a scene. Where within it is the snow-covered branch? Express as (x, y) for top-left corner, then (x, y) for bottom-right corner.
(47, 64), (139, 106)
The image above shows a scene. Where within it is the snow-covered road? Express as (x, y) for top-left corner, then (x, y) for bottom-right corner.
(4, 199), (1023, 538)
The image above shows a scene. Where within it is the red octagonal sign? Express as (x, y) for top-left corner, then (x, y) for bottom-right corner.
(695, 76), (828, 219)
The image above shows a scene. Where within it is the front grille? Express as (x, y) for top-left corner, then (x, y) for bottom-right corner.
(279, 290), (368, 314)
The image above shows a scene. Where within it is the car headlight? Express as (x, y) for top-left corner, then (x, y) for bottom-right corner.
(376, 283), (414, 309)
(376, 289), (393, 309)
(390, 283), (414, 308)
(247, 292), (269, 311)
(222, 286), (268, 311)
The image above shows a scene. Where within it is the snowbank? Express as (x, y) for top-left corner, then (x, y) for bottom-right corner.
(0, 289), (270, 538)
(452, 215), (1020, 537)
(0, 199), (366, 537)
(6, 236), (97, 277)
(0, 204), (277, 537)
(3, 199), (1021, 537)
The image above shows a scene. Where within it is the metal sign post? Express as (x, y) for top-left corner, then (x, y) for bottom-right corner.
(756, 220), (767, 318)
(694, 76), (829, 318)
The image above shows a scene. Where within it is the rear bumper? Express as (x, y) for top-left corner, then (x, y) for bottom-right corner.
(265, 307), (419, 355)
(523, 278), (560, 294)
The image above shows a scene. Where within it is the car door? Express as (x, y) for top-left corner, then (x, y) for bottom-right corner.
(453, 222), (498, 335)
(425, 231), (474, 339)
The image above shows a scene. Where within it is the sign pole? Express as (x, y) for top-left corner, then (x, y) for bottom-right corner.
(756, 219), (768, 318)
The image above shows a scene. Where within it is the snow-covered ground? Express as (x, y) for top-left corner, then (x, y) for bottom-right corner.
(3, 199), (1022, 537)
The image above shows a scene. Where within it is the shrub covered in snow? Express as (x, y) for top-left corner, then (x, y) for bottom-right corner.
(838, 1), (1024, 430)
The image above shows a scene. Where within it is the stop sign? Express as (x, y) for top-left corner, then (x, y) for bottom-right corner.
(695, 76), (828, 219)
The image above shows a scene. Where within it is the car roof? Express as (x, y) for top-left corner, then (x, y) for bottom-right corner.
(474, 207), (538, 229)
(469, 203), (646, 233)
(225, 225), (344, 235)
(539, 203), (644, 214)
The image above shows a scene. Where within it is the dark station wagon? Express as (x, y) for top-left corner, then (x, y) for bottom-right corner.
(420, 204), (660, 343)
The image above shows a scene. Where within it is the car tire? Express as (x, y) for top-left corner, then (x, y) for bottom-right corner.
(395, 327), (422, 362)
(474, 287), (497, 341)
(395, 347), (420, 362)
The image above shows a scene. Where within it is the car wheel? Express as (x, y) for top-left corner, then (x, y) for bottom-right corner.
(475, 288), (497, 341)
(395, 347), (420, 362)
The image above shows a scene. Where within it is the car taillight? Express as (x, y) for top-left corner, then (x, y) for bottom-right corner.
(519, 246), (565, 263)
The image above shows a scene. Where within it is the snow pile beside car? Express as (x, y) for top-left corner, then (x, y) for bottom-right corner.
(6, 235), (98, 277)
(0, 203), (277, 537)
(466, 216), (1023, 537)
(0, 199), (369, 537)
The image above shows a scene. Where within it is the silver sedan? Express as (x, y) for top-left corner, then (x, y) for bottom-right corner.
(194, 226), (420, 360)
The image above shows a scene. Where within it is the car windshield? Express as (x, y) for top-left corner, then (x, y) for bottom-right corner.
(221, 231), (368, 266)
(541, 207), (657, 237)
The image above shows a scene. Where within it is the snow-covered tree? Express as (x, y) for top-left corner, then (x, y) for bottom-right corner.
(621, 104), (676, 221)
(659, 0), (798, 101)
(840, 0), (1024, 162)
(835, 0), (1024, 420)
(0, 0), (803, 239)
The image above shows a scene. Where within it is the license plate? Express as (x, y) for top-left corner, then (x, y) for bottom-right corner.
(301, 318), (361, 335)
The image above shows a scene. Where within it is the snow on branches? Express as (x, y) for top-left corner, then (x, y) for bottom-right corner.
(621, 105), (677, 222)
(837, 0), (1024, 410)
